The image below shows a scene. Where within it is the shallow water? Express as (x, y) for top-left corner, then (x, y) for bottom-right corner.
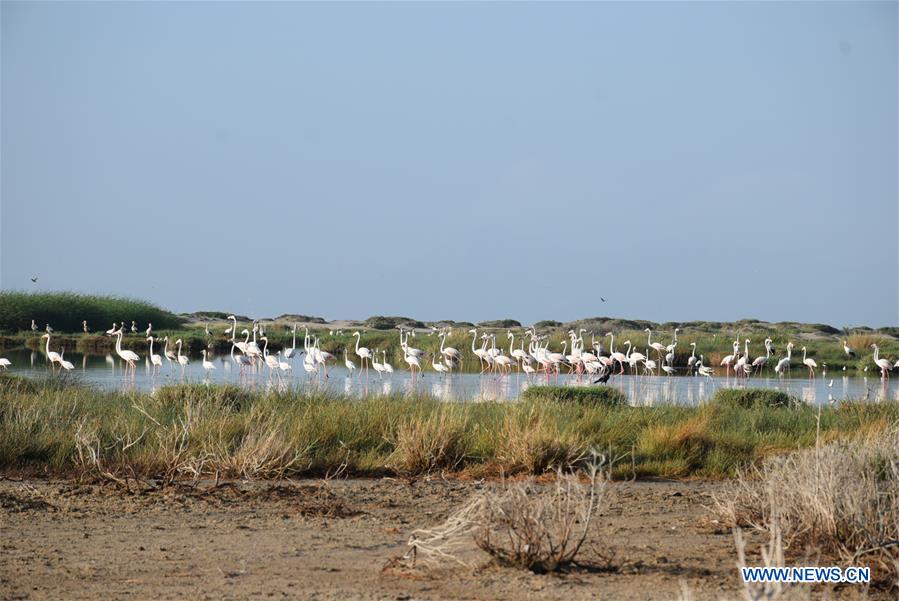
(1, 348), (896, 405)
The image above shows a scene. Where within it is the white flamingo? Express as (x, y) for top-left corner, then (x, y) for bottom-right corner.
(382, 350), (393, 375)
(372, 350), (386, 379)
(751, 338), (772, 375)
(774, 342), (793, 377)
(801, 346), (817, 379)
(59, 348), (74, 371)
(431, 353), (450, 376)
(284, 323), (298, 359)
(344, 349), (356, 374)
(404, 350), (422, 377)
(147, 336), (163, 374)
(871, 344), (893, 379)
(201, 350), (216, 374)
(353, 331), (372, 375)
(112, 327), (140, 371)
(175, 339), (189, 371)
(163, 336), (177, 369)
(41, 332), (63, 369)
(645, 328), (666, 362)
(720, 340), (739, 377)
(686, 342), (698, 374)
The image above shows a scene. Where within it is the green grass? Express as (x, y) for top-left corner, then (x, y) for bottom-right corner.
(1, 378), (896, 481)
(520, 385), (628, 406)
(0, 291), (184, 334)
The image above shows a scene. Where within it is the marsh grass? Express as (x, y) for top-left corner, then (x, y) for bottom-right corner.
(1, 378), (897, 482)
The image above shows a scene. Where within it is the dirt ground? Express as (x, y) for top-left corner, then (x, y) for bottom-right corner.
(0, 477), (880, 600)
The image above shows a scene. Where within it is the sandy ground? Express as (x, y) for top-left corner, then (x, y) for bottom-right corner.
(0, 478), (880, 601)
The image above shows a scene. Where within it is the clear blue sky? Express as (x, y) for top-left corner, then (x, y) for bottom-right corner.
(2, 1), (896, 327)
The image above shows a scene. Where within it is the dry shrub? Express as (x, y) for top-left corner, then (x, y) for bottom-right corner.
(406, 453), (608, 573)
(388, 410), (468, 474)
(497, 411), (587, 474)
(717, 427), (899, 588)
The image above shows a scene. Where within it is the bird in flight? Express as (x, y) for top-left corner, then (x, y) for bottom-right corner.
(30, 276), (37, 283)
(600, 297), (606, 302)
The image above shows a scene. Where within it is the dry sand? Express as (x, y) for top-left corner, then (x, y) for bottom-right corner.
(0, 478), (879, 600)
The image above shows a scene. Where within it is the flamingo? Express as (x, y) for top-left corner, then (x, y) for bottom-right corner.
(666, 328), (679, 353)
(162, 336), (177, 368)
(697, 356), (714, 379)
(801, 346), (817, 378)
(440, 330), (462, 368)
(607, 333), (627, 375)
(277, 352), (292, 374)
(344, 349), (356, 374)
(401, 329), (424, 359)
(31, 320), (37, 333)
(145, 323), (153, 337)
(82, 320), (89, 333)
(112, 327), (140, 371)
(147, 336), (163, 374)
(431, 353), (450, 376)
(372, 350), (386, 379)
(352, 331), (372, 375)
(41, 332), (63, 369)
(720, 340), (739, 377)
(734, 339), (751, 378)
(871, 344), (893, 379)
(175, 339), (189, 371)
(774, 342), (793, 377)
(404, 350), (422, 377)
(230, 336), (252, 375)
(645, 328), (666, 362)
(686, 342), (698, 374)
(58, 348), (74, 371)
(260, 336), (280, 374)
(131, 321), (137, 333)
(382, 350), (393, 375)
(470, 330), (490, 372)
(751, 338), (772, 375)
(284, 323), (298, 359)
(201, 350), (216, 374)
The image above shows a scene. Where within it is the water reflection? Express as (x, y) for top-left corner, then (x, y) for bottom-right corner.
(2, 347), (899, 405)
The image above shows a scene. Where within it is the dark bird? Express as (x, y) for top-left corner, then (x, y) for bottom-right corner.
(30, 276), (37, 283)
(593, 370), (612, 384)
(600, 297), (606, 302)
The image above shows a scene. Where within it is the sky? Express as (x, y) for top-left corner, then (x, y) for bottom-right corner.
(1, 1), (897, 327)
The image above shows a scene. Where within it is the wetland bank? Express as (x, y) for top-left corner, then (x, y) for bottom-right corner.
(2, 376), (898, 600)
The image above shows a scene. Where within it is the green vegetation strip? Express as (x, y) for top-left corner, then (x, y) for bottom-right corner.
(0, 291), (183, 333)
(1, 377), (896, 480)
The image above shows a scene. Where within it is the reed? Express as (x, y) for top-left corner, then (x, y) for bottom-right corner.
(0, 291), (183, 334)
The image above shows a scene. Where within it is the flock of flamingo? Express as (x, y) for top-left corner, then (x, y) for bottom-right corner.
(2, 318), (898, 383)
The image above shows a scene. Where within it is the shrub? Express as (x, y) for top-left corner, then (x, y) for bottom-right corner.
(712, 388), (797, 408)
(364, 316), (424, 330)
(716, 429), (899, 589)
(476, 319), (521, 328)
(520, 385), (628, 407)
(534, 320), (561, 328)
(406, 459), (608, 573)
